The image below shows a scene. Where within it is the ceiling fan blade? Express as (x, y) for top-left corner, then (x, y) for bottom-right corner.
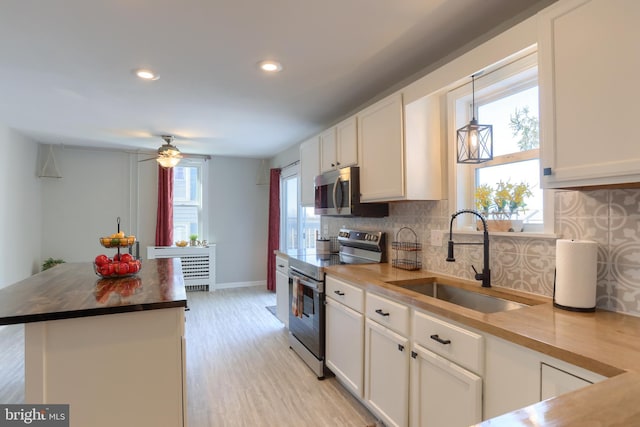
(138, 157), (157, 163)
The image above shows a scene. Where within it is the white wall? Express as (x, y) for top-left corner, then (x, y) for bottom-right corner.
(0, 125), (42, 288)
(37, 148), (269, 287)
(41, 147), (140, 262)
(209, 157), (269, 286)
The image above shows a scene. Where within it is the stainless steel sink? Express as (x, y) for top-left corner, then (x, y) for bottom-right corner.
(388, 281), (529, 313)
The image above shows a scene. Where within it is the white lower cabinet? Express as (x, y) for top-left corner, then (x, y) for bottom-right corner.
(540, 361), (603, 401)
(275, 255), (289, 327)
(410, 310), (483, 427)
(324, 278), (607, 426)
(326, 275), (365, 397)
(410, 343), (482, 427)
(365, 318), (410, 427)
(484, 334), (606, 419)
(326, 297), (365, 397)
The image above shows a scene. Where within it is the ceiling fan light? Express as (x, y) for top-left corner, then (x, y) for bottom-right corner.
(157, 156), (181, 168)
(158, 145), (181, 157)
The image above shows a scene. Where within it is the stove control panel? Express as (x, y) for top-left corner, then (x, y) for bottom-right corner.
(338, 229), (385, 251)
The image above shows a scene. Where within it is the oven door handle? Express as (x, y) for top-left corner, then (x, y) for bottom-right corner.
(289, 271), (322, 292)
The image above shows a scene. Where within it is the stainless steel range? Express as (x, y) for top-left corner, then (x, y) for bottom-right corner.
(288, 228), (386, 378)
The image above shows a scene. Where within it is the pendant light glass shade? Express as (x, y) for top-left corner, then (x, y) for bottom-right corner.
(456, 74), (493, 164)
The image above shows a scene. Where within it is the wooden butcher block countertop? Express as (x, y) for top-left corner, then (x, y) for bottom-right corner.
(0, 258), (187, 325)
(324, 263), (640, 426)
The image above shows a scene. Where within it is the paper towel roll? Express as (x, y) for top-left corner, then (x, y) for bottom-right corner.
(554, 239), (598, 311)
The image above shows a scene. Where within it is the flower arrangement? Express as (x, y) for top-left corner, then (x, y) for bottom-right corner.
(475, 181), (532, 220)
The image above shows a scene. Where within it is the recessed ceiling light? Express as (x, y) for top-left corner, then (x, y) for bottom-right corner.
(133, 68), (160, 81)
(258, 60), (283, 73)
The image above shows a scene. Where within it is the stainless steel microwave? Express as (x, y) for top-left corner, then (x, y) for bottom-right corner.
(314, 166), (388, 217)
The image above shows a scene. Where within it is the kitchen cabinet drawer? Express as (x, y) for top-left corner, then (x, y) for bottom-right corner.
(326, 275), (364, 313)
(366, 292), (409, 336)
(275, 255), (288, 275)
(412, 310), (483, 375)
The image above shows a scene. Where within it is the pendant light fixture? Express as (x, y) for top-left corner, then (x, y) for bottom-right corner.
(456, 73), (493, 164)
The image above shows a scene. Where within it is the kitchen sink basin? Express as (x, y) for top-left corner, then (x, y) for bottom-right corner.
(388, 280), (529, 313)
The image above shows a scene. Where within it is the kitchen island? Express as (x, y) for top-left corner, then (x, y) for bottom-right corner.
(0, 259), (188, 427)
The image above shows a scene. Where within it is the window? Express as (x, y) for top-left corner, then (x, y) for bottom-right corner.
(172, 159), (208, 241)
(280, 164), (320, 252)
(449, 53), (547, 232)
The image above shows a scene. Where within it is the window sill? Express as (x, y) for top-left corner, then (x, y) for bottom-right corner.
(450, 229), (559, 240)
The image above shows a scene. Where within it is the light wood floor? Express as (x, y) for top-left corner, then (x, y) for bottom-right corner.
(0, 286), (378, 427)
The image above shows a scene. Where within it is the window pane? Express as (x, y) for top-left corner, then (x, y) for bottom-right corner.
(476, 159), (543, 224)
(478, 86), (539, 156)
(301, 207), (320, 250)
(283, 175), (299, 251)
(174, 166), (199, 203)
(174, 205), (199, 241)
(173, 164), (202, 241)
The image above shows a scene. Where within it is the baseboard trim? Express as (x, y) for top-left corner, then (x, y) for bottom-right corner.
(214, 280), (266, 290)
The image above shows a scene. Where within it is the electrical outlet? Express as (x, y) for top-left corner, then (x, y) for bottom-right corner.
(431, 230), (443, 247)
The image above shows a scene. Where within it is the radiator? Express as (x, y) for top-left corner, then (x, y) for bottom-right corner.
(147, 245), (216, 292)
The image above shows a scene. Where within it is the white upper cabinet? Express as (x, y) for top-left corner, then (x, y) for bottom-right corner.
(358, 93), (405, 201)
(299, 136), (320, 207)
(320, 116), (358, 174)
(538, 0), (640, 188)
(358, 92), (442, 202)
(319, 127), (338, 174)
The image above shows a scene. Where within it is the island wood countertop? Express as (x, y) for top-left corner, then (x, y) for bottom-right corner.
(324, 263), (640, 426)
(0, 258), (187, 325)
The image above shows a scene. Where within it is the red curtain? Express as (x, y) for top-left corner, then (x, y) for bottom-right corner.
(266, 168), (281, 292)
(155, 165), (174, 246)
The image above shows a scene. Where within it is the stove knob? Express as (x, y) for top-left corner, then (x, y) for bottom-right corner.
(373, 235), (378, 242)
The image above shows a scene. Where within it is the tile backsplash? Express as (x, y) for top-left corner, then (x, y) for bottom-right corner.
(323, 188), (640, 317)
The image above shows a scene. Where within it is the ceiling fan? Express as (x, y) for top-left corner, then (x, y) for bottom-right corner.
(139, 135), (183, 168)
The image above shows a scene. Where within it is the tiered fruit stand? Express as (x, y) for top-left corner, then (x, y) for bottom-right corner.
(93, 217), (141, 278)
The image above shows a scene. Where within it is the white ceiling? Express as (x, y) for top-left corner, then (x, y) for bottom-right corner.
(0, 0), (551, 158)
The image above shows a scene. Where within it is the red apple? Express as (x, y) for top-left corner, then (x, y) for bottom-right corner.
(94, 254), (109, 266)
(128, 260), (139, 273)
(115, 262), (130, 275)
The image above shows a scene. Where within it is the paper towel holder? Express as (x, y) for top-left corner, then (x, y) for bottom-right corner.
(552, 269), (596, 312)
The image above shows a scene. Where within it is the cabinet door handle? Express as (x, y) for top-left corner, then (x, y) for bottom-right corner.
(411, 350), (418, 359)
(398, 344), (405, 352)
(430, 334), (451, 345)
(375, 309), (390, 317)
(334, 290), (345, 296)
(277, 264), (285, 268)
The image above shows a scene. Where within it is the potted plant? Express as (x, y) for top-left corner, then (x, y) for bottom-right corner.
(42, 257), (65, 271)
(189, 234), (198, 246)
(474, 181), (532, 232)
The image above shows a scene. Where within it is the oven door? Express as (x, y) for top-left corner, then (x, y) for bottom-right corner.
(289, 270), (325, 359)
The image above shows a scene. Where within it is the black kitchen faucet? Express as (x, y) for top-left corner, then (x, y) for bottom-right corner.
(446, 209), (491, 288)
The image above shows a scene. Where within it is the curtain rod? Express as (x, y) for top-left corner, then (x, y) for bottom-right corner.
(280, 160), (300, 170)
